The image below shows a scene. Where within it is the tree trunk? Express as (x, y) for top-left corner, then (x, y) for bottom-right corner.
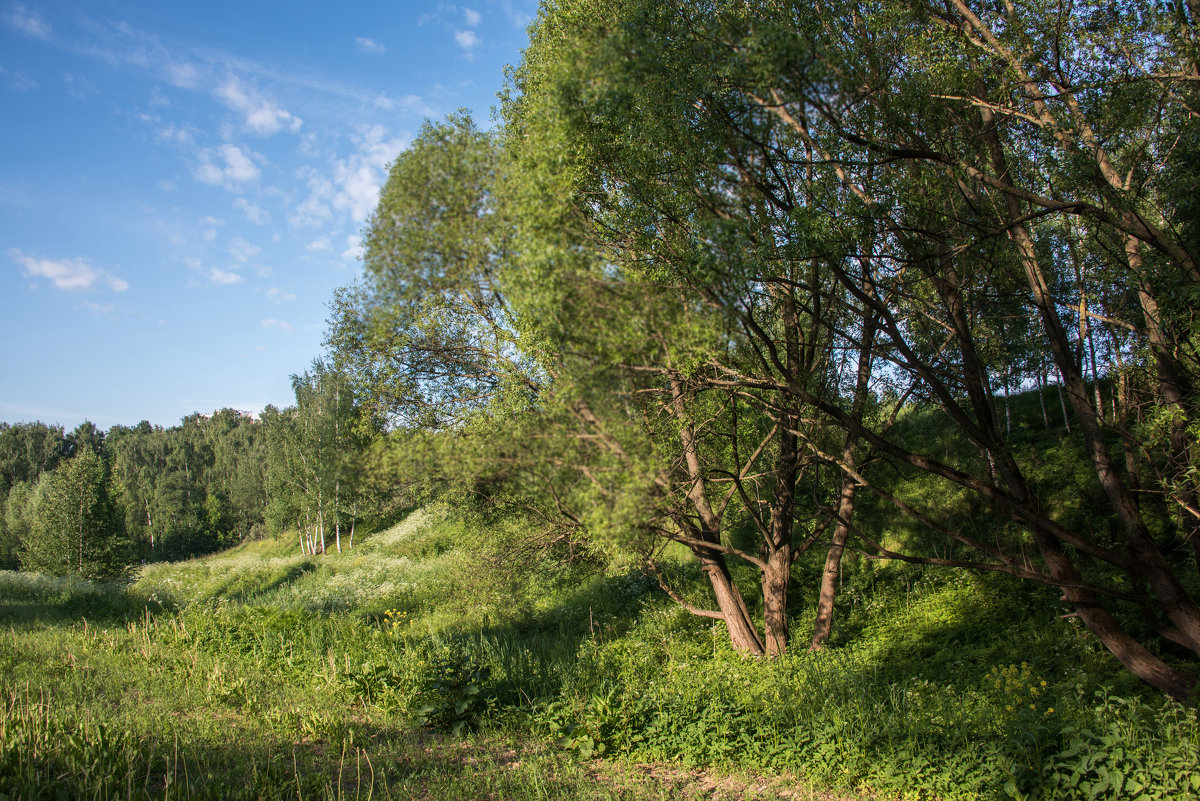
(812, 307), (874, 650)
(811, 474), (854, 650)
(701, 553), (765, 654)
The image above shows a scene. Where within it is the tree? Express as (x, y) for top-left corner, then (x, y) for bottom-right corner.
(19, 447), (129, 580)
(329, 113), (534, 432)
(504, 0), (883, 655)
(265, 363), (376, 554)
(505, 0), (1200, 696)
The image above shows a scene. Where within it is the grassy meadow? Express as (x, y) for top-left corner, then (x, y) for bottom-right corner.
(2, 506), (1199, 800)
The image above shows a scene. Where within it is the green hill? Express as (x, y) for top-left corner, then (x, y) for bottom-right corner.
(2, 503), (1198, 799)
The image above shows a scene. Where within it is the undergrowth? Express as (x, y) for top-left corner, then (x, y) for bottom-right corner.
(2, 506), (1198, 800)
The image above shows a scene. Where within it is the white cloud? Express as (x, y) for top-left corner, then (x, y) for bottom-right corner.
(261, 318), (293, 331)
(7, 5), (50, 39)
(63, 72), (98, 99)
(233, 197), (269, 224)
(266, 287), (297, 303)
(454, 29), (480, 52)
(336, 125), (406, 221)
(199, 215), (226, 227)
(10, 248), (128, 292)
(202, 228), (218, 242)
(341, 234), (364, 262)
(462, 7), (481, 26)
(290, 126), (405, 228)
(355, 37), (386, 54)
(332, 162), (378, 221)
(290, 166), (334, 228)
(158, 179), (176, 191)
(228, 237), (260, 263)
(82, 300), (118, 317)
(214, 78), (302, 136)
(193, 144), (261, 190)
(156, 123), (195, 147)
(163, 61), (199, 89)
(209, 267), (244, 285)
(298, 131), (320, 157)
(307, 236), (332, 252)
(0, 65), (38, 92)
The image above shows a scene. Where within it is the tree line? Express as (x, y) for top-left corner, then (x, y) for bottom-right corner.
(331, 0), (1200, 699)
(0, 361), (391, 578)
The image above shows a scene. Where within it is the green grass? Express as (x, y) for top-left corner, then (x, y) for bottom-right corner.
(2, 506), (1198, 800)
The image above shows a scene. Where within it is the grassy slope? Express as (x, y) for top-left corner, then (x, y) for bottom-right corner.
(2, 503), (1198, 800)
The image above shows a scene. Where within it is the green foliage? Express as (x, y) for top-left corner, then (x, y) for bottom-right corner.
(19, 447), (130, 581)
(5, 500), (1200, 800)
(417, 648), (494, 736)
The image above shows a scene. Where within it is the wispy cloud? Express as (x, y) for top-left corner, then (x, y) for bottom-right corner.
(209, 267), (244, 285)
(290, 124), (406, 228)
(63, 72), (98, 99)
(6, 5), (51, 39)
(454, 29), (481, 53)
(355, 36), (386, 54)
(193, 144), (261, 190)
(233, 197), (270, 224)
(261, 317), (293, 331)
(266, 287), (297, 303)
(10, 248), (128, 292)
(0, 65), (38, 92)
(228, 237), (261, 263)
(214, 77), (302, 136)
(333, 124), (406, 221)
(341, 234), (364, 262)
(82, 300), (119, 317)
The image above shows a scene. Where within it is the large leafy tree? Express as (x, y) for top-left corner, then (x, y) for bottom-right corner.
(329, 113), (535, 431)
(506, 0), (1200, 695)
(19, 447), (129, 580)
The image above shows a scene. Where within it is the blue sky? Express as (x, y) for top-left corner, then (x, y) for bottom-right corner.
(0, 0), (536, 430)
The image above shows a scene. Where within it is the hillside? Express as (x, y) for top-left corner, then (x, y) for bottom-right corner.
(2, 506), (1198, 800)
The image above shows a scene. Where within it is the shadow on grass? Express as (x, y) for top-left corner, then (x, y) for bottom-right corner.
(1, 712), (624, 801)
(0, 571), (157, 629)
(202, 560), (319, 605)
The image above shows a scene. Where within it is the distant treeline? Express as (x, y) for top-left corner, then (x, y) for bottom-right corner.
(0, 362), (396, 577)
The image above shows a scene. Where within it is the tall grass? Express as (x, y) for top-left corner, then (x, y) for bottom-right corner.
(3, 506), (1198, 800)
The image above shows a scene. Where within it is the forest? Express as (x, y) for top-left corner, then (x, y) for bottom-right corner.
(3, 0), (1200, 798)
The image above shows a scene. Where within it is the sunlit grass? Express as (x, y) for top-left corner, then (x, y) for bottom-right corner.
(3, 506), (1199, 800)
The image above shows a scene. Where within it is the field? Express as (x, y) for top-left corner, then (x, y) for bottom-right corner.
(2, 507), (1198, 800)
